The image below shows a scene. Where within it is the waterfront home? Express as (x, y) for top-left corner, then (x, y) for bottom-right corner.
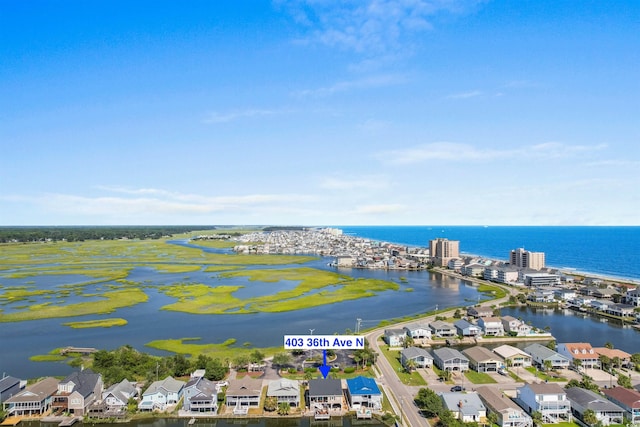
(403, 322), (432, 340)
(461, 263), (486, 277)
(523, 343), (570, 370)
(556, 343), (601, 369)
(267, 378), (300, 408)
(553, 288), (576, 301)
(476, 386), (532, 427)
(467, 306), (494, 318)
(501, 316), (532, 336)
(605, 303), (636, 318)
(454, 319), (481, 337)
(592, 288), (618, 299)
(593, 347), (632, 367)
(527, 288), (555, 303)
(52, 369), (103, 416)
(429, 320), (456, 338)
(463, 346), (504, 373)
(625, 286), (640, 306)
(0, 376), (22, 404)
(101, 379), (138, 412)
(138, 376), (185, 412)
(226, 378), (262, 415)
(591, 299), (612, 312)
(478, 317), (504, 336)
(400, 347), (433, 369)
(602, 387), (640, 425)
(308, 378), (343, 410)
(523, 272), (560, 287)
(566, 387), (624, 426)
(383, 329), (405, 347)
(515, 383), (571, 424)
(440, 391), (486, 423)
(183, 376), (218, 413)
(345, 377), (382, 410)
(492, 345), (532, 367)
(432, 348), (469, 372)
(3, 377), (58, 416)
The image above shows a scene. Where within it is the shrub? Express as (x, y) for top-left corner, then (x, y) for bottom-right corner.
(344, 367), (356, 374)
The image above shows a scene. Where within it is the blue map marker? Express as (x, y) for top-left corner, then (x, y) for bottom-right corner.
(318, 349), (331, 379)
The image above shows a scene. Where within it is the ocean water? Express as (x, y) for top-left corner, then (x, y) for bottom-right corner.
(337, 226), (640, 281)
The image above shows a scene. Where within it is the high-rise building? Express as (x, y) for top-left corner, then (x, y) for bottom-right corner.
(429, 238), (460, 267)
(510, 248), (545, 270)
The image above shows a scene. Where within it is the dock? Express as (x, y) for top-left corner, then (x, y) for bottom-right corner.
(58, 417), (80, 427)
(59, 347), (98, 355)
(1, 416), (22, 426)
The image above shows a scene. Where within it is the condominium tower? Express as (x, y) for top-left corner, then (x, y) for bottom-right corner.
(429, 238), (460, 267)
(510, 248), (545, 270)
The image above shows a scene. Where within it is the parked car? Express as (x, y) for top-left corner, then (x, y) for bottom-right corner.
(450, 385), (464, 392)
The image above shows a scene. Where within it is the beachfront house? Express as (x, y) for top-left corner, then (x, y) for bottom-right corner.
(454, 319), (481, 337)
(226, 378), (262, 415)
(432, 348), (469, 372)
(403, 322), (432, 340)
(101, 379), (138, 412)
(267, 378), (300, 408)
(478, 317), (505, 336)
(602, 387), (640, 425)
(345, 377), (382, 410)
(501, 316), (532, 336)
(138, 376), (185, 412)
(383, 329), (406, 347)
(183, 376), (218, 413)
(429, 320), (456, 338)
(556, 343), (600, 370)
(400, 347), (433, 369)
(516, 383), (571, 424)
(523, 343), (570, 370)
(441, 391), (486, 423)
(52, 369), (103, 416)
(566, 387), (624, 426)
(477, 386), (532, 427)
(463, 346), (504, 373)
(492, 345), (532, 367)
(625, 286), (640, 306)
(3, 377), (58, 417)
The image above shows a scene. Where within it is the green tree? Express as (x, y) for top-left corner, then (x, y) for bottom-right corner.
(531, 410), (543, 426)
(572, 358), (582, 372)
(249, 350), (265, 364)
(205, 358), (228, 381)
(272, 353), (292, 370)
(172, 354), (191, 377)
(582, 409), (598, 426)
(233, 354), (249, 371)
(604, 341), (614, 349)
(414, 388), (444, 418)
(543, 360), (553, 372)
(277, 402), (291, 415)
(405, 359), (416, 373)
(403, 336), (415, 348)
(264, 396), (278, 412)
(487, 411), (498, 426)
(618, 373), (632, 388)
(599, 354), (611, 371)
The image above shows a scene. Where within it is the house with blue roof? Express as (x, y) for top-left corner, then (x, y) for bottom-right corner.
(346, 377), (382, 410)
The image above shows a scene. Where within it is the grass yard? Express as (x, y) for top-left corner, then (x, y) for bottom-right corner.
(378, 341), (427, 386)
(524, 366), (566, 382)
(464, 370), (497, 384)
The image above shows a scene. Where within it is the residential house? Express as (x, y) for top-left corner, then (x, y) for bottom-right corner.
(308, 379), (343, 410)
(403, 322), (432, 340)
(400, 347), (433, 369)
(429, 320), (456, 338)
(527, 288), (555, 303)
(590, 299), (612, 312)
(625, 286), (640, 306)
(484, 267), (499, 281)
(0, 376), (22, 403)
(345, 377), (382, 410)
(492, 345), (532, 367)
(476, 386), (532, 427)
(463, 346), (504, 373)
(516, 383), (571, 424)
(226, 378), (262, 415)
(183, 376), (218, 413)
(593, 347), (632, 368)
(592, 288), (617, 299)
(554, 288), (577, 301)
(523, 344), (570, 370)
(556, 343), (600, 370)
(461, 263), (486, 277)
(467, 306), (494, 318)
(602, 387), (640, 425)
(138, 376), (185, 412)
(3, 377), (58, 416)
(101, 379), (138, 413)
(501, 316), (532, 336)
(496, 267), (520, 284)
(52, 369), (103, 416)
(605, 303), (636, 318)
(267, 378), (300, 408)
(566, 387), (624, 426)
(478, 317), (504, 336)
(440, 392), (487, 423)
(454, 319), (481, 337)
(383, 329), (405, 347)
(432, 348), (469, 372)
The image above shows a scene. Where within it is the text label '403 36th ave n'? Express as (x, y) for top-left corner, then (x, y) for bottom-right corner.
(283, 335), (364, 350)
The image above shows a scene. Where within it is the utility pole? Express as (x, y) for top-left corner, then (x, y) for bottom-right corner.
(356, 318), (362, 334)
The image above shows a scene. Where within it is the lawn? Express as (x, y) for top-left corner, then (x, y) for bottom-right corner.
(524, 366), (566, 382)
(378, 341), (427, 386)
(145, 337), (282, 360)
(464, 370), (497, 384)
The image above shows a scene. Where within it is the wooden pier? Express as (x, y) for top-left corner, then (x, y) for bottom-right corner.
(59, 347), (98, 355)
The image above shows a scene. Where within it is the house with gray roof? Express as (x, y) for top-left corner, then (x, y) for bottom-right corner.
(440, 391), (486, 423)
(52, 369), (103, 416)
(429, 320), (456, 338)
(432, 348), (469, 371)
(383, 329), (406, 347)
(467, 306), (494, 318)
(183, 376), (218, 413)
(267, 378), (300, 408)
(454, 319), (482, 337)
(516, 383), (571, 424)
(523, 343), (570, 370)
(138, 376), (185, 412)
(101, 379), (138, 414)
(0, 376), (21, 404)
(566, 387), (624, 426)
(463, 346), (504, 373)
(403, 322), (431, 340)
(3, 377), (58, 416)
(308, 378), (343, 410)
(400, 347), (433, 369)
(476, 386), (532, 427)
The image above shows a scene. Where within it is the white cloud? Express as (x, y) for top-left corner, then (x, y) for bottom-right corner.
(446, 90), (483, 99)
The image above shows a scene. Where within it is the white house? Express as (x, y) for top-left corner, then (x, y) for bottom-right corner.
(441, 392), (486, 423)
(138, 377), (185, 411)
(501, 316), (532, 336)
(478, 317), (504, 336)
(383, 329), (405, 347)
(102, 379), (138, 412)
(400, 347), (433, 369)
(403, 322), (432, 340)
(516, 383), (571, 424)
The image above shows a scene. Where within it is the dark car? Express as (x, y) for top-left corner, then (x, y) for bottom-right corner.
(450, 385), (464, 392)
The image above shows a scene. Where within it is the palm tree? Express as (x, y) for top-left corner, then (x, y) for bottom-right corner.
(531, 410), (543, 427)
(543, 359), (553, 372)
(572, 358), (583, 373)
(277, 402), (291, 415)
(582, 409), (598, 426)
(405, 359), (417, 373)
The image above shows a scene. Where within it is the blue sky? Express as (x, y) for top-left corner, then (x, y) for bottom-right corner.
(1, 0), (638, 226)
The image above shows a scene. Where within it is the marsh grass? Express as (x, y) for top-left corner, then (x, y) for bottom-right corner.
(63, 318), (128, 329)
(145, 337), (281, 359)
